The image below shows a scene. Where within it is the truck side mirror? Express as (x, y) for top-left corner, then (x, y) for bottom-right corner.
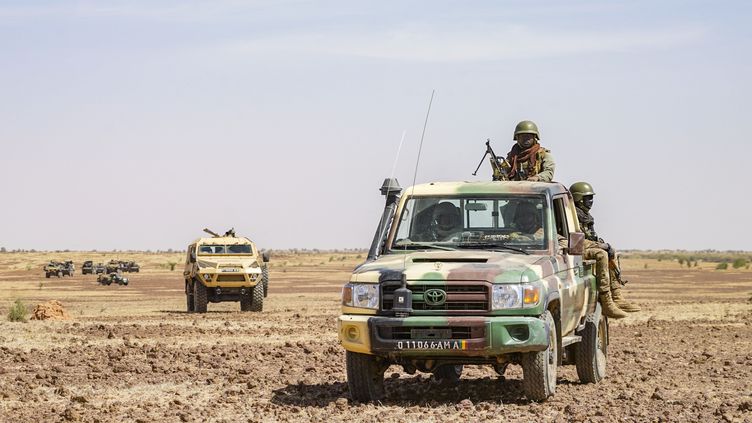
(189, 250), (196, 263)
(262, 252), (270, 263)
(568, 232), (585, 255)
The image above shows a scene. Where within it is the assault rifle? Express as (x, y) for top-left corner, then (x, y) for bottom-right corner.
(609, 255), (628, 286)
(472, 139), (511, 181)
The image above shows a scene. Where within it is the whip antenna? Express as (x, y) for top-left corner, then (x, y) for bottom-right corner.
(410, 90), (435, 189)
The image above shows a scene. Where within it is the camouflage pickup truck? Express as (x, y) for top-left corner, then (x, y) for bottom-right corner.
(338, 179), (607, 402)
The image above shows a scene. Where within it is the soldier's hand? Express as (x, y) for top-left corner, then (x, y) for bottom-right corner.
(607, 245), (616, 259)
(527, 175), (540, 182)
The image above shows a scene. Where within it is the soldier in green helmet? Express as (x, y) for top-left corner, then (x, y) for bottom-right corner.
(505, 120), (556, 182)
(570, 181), (641, 314)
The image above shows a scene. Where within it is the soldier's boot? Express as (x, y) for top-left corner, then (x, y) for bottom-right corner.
(610, 281), (641, 312)
(599, 291), (628, 319)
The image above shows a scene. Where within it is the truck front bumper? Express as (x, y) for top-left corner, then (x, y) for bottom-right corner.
(338, 315), (549, 357)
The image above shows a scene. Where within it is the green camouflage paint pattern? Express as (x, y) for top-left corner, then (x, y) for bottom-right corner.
(340, 181), (598, 360)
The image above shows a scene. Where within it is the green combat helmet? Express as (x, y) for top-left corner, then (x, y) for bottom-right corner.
(513, 120), (540, 140)
(569, 181), (596, 202)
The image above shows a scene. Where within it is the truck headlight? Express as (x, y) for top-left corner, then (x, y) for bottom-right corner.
(342, 283), (379, 309)
(203, 273), (212, 281)
(492, 283), (541, 310)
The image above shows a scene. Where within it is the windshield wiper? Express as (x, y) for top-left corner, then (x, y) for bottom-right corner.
(456, 242), (529, 255)
(393, 242), (457, 251)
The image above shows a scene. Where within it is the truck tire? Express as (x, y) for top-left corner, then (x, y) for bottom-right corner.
(346, 351), (385, 402)
(194, 281), (208, 313)
(46, 273), (51, 279)
(250, 281), (264, 312)
(576, 304), (607, 384)
(57, 271), (62, 278)
(262, 265), (269, 298)
(522, 310), (557, 402)
(186, 282), (195, 312)
(433, 364), (463, 385)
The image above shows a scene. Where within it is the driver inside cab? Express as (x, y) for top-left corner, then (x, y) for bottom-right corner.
(430, 202), (462, 241)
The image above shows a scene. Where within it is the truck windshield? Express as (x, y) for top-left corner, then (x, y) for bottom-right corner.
(198, 245), (253, 254)
(391, 195), (548, 251)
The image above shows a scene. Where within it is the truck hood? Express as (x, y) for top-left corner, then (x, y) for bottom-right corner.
(352, 251), (551, 284)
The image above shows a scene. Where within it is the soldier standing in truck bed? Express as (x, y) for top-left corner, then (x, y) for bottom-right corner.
(505, 120), (556, 182)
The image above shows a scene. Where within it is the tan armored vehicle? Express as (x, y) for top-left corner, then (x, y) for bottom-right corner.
(184, 228), (269, 313)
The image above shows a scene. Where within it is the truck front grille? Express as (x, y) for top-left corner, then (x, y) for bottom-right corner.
(381, 281), (490, 313)
(217, 275), (246, 282)
(377, 325), (484, 340)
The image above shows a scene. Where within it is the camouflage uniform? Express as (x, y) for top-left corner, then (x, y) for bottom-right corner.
(575, 205), (598, 242)
(505, 120), (556, 182)
(571, 182), (640, 314)
(584, 239), (627, 319)
(505, 145), (556, 182)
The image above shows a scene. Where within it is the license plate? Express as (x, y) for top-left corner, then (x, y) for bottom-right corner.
(396, 340), (467, 350)
(220, 268), (240, 272)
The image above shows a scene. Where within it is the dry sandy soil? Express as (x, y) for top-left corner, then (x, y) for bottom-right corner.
(0, 252), (751, 422)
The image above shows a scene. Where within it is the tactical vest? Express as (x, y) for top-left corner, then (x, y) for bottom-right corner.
(513, 148), (549, 180)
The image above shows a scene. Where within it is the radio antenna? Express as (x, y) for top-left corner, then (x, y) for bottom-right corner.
(410, 89), (435, 189)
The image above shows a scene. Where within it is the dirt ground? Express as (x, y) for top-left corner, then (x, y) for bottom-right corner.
(1, 252), (751, 422)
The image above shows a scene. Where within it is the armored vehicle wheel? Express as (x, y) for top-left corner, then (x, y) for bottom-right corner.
(262, 265), (269, 298)
(346, 351), (386, 402)
(576, 304), (608, 384)
(194, 281), (208, 313)
(186, 283), (195, 313)
(45, 273), (51, 279)
(432, 364), (463, 385)
(522, 310), (557, 402)
(250, 281), (264, 312)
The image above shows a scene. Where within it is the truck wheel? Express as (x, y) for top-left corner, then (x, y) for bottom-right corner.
(522, 310), (557, 402)
(250, 281), (264, 312)
(262, 265), (269, 298)
(57, 271), (62, 278)
(433, 364), (463, 385)
(186, 282), (195, 312)
(194, 281), (208, 313)
(46, 273), (50, 279)
(346, 351), (386, 402)
(576, 304), (608, 383)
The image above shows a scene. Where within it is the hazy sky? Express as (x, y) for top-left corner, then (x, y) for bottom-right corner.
(1, 0), (750, 251)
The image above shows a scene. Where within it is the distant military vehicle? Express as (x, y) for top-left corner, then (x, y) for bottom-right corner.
(97, 272), (129, 286)
(44, 262), (63, 278)
(82, 261), (94, 275)
(339, 179), (605, 402)
(123, 261), (140, 273)
(105, 260), (120, 274)
(61, 260), (75, 277)
(184, 228), (269, 313)
(94, 263), (105, 274)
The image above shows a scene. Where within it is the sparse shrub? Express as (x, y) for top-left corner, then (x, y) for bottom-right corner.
(38, 282), (44, 290)
(686, 261), (692, 268)
(8, 299), (27, 322)
(644, 263), (648, 269)
(25, 264), (32, 271)
(716, 262), (728, 270)
(694, 261), (698, 267)
(657, 257), (662, 262)
(329, 256), (334, 262)
(168, 261), (177, 271)
(678, 258), (684, 266)
(732, 258), (748, 269)
(356, 254), (362, 259)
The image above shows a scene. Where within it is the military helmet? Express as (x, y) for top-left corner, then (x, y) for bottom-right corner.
(513, 120), (540, 139)
(570, 182), (596, 202)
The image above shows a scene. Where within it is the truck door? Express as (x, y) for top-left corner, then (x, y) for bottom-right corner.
(552, 195), (586, 335)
